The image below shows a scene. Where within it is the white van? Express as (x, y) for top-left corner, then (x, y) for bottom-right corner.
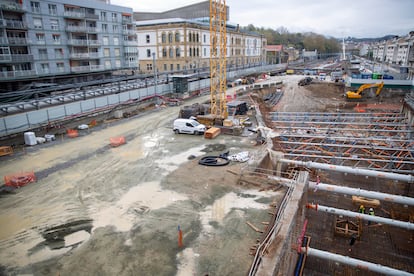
(173, 118), (206, 135)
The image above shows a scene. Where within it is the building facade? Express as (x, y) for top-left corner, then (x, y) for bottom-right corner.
(0, 0), (137, 91)
(135, 18), (266, 75)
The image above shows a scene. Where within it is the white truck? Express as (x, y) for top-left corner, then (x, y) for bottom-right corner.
(173, 118), (206, 135)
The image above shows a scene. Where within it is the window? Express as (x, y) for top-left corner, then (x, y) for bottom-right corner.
(54, 48), (64, 59)
(0, 47), (10, 55)
(36, 33), (45, 43)
(161, 33), (166, 43)
(176, 64), (180, 70)
(113, 25), (118, 32)
(115, 59), (121, 68)
(40, 63), (49, 74)
(204, 48), (206, 56)
(50, 19), (59, 30)
(163, 64), (167, 71)
(168, 32), (173, 43)
(31, 1), (40, 13)
(105, 60), (111, 69)
(196, 48), (199, 57)
(113, 36), (119, 45)
(169, 48), (173, 58)
(103, 36), (109, 45)
(162, 48), (167, 58)
(102, 24), (107, 32)
(189, 48), (192, 57)
(196, 33), (199, 42)
(48, 4), (57, 15)
(170, 64), (173, 71)
(104, 48), (110, 57)
(203, 34), (206, 43)
(146, 63), (152, 71)
(38, 49), (47, 59)
(56, 62), (64, 72)
(52, 34), (60, 44)
(33, 18), (43, 29)
(112, 13), (118, 22)
(189, 32), (192, 42)
(146, 35), (150, 43)
(101, 12), (107, 20)
(114, 48), (120, 57)
(146, 49), (151, 57)
(175, 32), (180, 43)
(176, 48), (180, 57)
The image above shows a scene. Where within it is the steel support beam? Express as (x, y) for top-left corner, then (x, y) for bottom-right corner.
(301, 247), (414, 276)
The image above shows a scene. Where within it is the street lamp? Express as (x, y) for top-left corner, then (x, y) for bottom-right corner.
(152, 52), (157, 95)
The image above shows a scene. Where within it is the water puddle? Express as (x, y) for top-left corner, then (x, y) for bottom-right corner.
(156, 145), (206, 173)
(91, 181), (187, 232)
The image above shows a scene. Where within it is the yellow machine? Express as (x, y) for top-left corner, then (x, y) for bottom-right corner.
(345, 82), (384, 99)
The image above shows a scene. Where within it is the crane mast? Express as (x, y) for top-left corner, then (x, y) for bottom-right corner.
(209, 0), (227, 121)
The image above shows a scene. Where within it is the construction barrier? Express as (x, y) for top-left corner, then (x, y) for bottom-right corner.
(204, 127), (221, 139)
(67, 129), (79, 138)
(4, 172), (36, 188)
(110, 136), (126, 147)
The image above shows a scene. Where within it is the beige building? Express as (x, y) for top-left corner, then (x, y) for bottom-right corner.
(135, 18), (266, 75)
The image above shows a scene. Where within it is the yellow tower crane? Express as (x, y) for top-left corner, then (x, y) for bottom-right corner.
(210, 0), (228, 123)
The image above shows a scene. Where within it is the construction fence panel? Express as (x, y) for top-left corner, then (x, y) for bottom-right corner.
(64, 102), (82, 117)
(48, 106), (66, 121)
(80, 99), (96, 113)
(2, 113), (28, 135)
(119, 92), (130, 102)
(94, 97), (108, 109)
(107, 94), (120, 106)
(129, 90), (140, 100)
(27, 109), (48, 127)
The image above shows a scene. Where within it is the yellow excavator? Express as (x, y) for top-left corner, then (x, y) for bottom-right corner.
(345, 82), (384, 99)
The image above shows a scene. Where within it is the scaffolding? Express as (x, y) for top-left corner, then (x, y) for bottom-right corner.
(270, 112), (414, 173)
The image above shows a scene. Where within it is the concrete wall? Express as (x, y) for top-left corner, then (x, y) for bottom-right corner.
(256, 171), (308, 276)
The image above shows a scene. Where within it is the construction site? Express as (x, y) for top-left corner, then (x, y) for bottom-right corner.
(0, 1), (414, 276)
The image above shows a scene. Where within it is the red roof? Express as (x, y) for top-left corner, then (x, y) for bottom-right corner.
(265, 45), (283, 51)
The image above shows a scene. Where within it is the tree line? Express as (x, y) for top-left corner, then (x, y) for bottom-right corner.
(242, 24), (341, 54)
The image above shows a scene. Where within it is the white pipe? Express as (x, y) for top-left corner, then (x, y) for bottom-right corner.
(301, 247), (414, 276)
(309, 181), (414, 206)
(279, 159), (414, 183)
(306, 203), (414, 230)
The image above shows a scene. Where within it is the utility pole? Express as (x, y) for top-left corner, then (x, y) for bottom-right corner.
(152, 52), (157, 95)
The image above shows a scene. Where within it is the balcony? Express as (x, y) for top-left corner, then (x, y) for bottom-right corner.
(0, 70), (36, 80)
(122, 29), (136, 35)
(11, 54), (33, 62)
(67, 39), (88, 46)
(7, 37), (27, 45)
(0, 19), (27, 29)
(0, 37), (8, 44)
(0, 2), (24, 12)
(63, 11), (84, 19)
(0, 54), (11, 62)
(85, 13), (99, 20)
(123, 40), (137, 46)
(70, 52), (101, 59)
(71, 64), (104, 73)
(66, 26), (99, 33)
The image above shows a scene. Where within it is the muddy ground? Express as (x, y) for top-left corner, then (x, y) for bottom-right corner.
(0, 75), (403, 275)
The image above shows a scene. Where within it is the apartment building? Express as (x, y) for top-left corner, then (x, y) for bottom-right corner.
(0, 0), (137, 91)
(135, 18), (266, 75)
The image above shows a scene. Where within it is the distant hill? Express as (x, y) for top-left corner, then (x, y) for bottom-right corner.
(345, 35), (397, 43)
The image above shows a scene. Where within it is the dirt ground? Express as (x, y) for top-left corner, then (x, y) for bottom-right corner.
(0, 75), (407, 275)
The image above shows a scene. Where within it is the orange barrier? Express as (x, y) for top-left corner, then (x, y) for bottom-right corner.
(67, 129), (79, 138)
(4, 172), (36, 188)
(110, 136), (126, 147)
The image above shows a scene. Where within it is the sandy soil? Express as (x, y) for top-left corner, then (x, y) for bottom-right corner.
(0, 91), (285, 275)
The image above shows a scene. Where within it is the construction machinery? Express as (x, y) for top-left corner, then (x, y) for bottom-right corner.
(209, 0), (227, 124)
(345, 82), (384, 99)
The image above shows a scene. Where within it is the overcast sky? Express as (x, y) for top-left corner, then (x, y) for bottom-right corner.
(110, 0), (414, 38)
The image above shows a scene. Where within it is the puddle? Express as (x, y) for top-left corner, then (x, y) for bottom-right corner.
(91, 181), (187, 232)
(156, 145), (206, 173)
(176, 247), (198, 276)
(199, 190), (274, 235)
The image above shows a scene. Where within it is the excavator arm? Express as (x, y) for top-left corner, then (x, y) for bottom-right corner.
(345, 82), (384, 99)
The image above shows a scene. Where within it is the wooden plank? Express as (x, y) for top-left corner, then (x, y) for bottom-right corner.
(246, 221), (263, 233)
